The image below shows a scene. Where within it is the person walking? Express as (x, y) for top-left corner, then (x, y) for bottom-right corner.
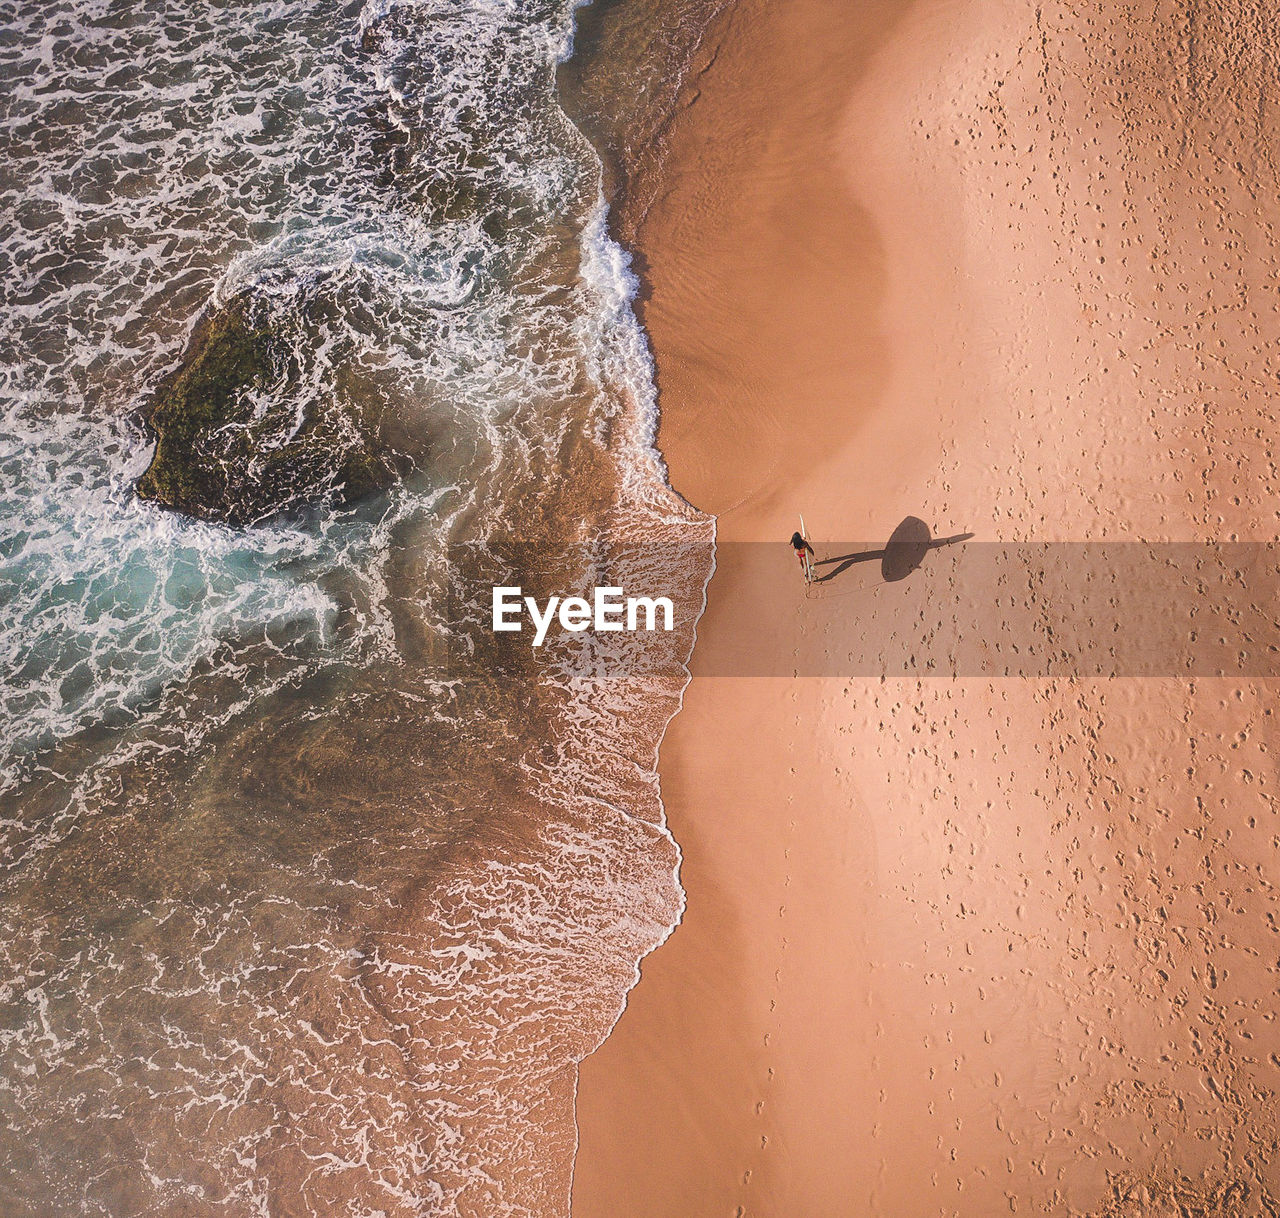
(791, 530), (815, 581)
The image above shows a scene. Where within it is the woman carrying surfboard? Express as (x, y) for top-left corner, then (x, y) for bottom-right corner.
(791, 519), (816, 584)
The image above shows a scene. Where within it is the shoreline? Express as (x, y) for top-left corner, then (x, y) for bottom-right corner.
(573, 0), (1280, 1214)
(572, 1), (914, 1211)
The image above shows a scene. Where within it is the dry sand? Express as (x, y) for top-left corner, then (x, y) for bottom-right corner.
(572, 0), (1280, 1215)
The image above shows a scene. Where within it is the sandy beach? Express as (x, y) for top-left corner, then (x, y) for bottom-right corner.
(573, 1), (1280, 1214)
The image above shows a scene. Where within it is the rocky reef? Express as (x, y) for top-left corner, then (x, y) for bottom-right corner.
(136, 285), (422, 525)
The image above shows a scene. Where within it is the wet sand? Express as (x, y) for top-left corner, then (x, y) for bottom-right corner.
(573, 0), (1280, 1215)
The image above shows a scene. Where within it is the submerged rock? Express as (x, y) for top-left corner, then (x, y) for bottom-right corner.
(136, 286), (421, 525)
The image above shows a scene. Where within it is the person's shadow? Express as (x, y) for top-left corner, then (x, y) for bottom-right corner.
(815, 516), (973, 584)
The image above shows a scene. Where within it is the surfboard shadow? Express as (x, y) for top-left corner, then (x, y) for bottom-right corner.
(815, 516), (974, 584)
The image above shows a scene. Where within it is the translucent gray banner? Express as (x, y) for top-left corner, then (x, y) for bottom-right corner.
(694, 538), (1278, 678)
(451, 536), (1280, 678)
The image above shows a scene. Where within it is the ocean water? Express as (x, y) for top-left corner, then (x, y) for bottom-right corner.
(0, 0), (714, 1213)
